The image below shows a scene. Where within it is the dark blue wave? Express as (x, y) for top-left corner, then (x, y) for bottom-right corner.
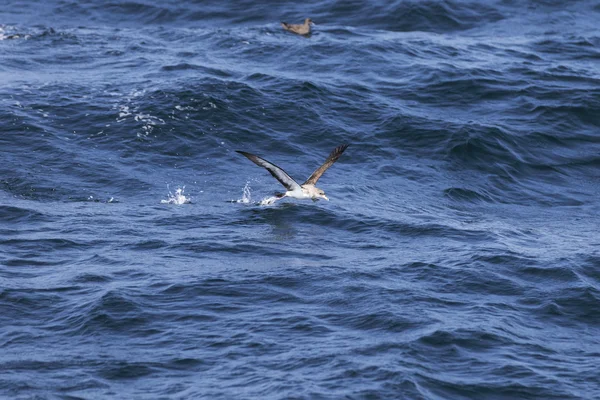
(1, 0), (599, 398)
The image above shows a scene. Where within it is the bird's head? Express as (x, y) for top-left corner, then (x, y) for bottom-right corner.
(316, 188), (328, 201)
(305, 18), (315, 26)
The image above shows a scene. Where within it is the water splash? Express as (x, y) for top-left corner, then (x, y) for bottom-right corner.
(0, 25), (29, 40)
(234, 182), (252, 203)
(259, 196), (279, 206)
(161, 186), (191, 205)
(232, 182), (281, 205)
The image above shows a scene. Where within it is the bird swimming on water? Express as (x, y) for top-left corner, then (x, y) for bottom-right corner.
(281, 18), (314, 36)
(236, 144), (349, 204)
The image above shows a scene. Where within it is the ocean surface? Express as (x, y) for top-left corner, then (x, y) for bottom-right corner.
(1, 1), (599, 398)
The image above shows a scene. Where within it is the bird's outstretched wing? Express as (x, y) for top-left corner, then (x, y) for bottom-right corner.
(303, 144), (349, 185)
(236, 151), (301, 191)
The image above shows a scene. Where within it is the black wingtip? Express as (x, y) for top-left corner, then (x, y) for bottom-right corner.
(336, 144), (350, 153)
(236, 150), (255, 161)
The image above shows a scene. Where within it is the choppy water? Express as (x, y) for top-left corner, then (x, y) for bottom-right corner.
(1, 1), (600, 398)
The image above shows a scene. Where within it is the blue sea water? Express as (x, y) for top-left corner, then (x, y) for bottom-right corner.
(1, 0), (599, 398)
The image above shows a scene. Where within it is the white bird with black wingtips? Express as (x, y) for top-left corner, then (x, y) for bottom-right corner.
(236, 144), (349, 204)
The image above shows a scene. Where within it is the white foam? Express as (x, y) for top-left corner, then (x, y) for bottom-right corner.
(117, 105), (131, 120)
(259, 196), (279, 206)
(202, 102), (217, 110)
(0, 25), (30, 40)
(86, 195), (118, 203)
(161, 186), (191, 205)
(0, 25), (12, 41)
(111, 89), (165, 137)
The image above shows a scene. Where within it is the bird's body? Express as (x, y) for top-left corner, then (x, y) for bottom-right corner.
(282, 184), (323, 200)
(236, 144), (349, 204)
(281, 18), (314, 36)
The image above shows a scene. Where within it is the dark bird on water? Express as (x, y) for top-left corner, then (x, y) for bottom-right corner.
(281, 18), (314, 36)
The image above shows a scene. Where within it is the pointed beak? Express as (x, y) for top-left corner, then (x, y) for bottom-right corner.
(322, 195), (329, 201)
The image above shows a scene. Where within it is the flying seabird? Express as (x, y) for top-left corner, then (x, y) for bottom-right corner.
(281, 18), (314, 36)
(236, 144), (349, 204)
